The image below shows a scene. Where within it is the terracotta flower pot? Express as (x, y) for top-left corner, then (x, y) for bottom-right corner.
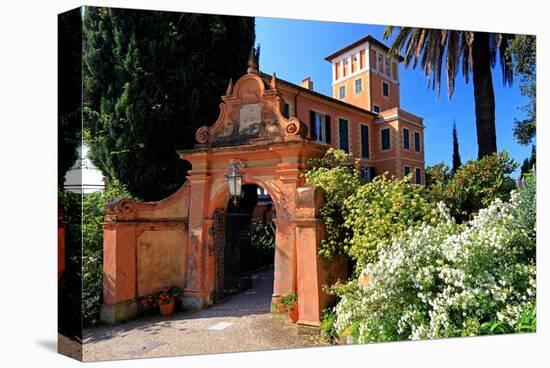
(288, 302), (299, 323)
(159, 300), (175, 316)
(273, 297), (287, 313)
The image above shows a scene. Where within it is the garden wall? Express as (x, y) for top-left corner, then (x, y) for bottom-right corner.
(101, 183), (190, 323)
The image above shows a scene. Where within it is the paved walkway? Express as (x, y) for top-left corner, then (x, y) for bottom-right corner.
(83, 266), (327, 361)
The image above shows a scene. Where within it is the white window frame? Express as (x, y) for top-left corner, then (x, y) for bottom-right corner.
(312, 110), (329, 144)
(382, 81), (390, 98)
(380, 127), (391, 151)
(352, 54), (358, 72)
(414, 131), (422, 153)
(354, 78), (363, 94)
(343, 58), (349, 76)
(339, 85), (346, 99)
(402, 127), (410, 150)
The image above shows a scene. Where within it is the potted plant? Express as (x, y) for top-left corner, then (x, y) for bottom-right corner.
(139, 293), (157, 314)
(280, 293), (299, 323)
(155, 286), (183, 316)
(273, 296), (287, 313)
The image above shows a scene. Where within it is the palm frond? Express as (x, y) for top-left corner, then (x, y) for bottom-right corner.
(383, 26), (514, 98)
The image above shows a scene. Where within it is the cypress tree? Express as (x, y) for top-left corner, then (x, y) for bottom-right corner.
(520, 145), (536, 177)
(452, 120), (462, 174)
(83, 7), (255, 200)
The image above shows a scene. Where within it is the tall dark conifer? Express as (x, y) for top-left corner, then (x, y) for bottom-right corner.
(452, 120), (462, 174)
(520, 145), (536, 177)
(83, 7), (255, 200)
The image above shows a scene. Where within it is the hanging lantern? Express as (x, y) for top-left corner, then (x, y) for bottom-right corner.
(226, 159), (244, 205)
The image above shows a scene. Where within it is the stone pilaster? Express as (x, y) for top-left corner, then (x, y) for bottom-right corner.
(182, 173), (212, 310)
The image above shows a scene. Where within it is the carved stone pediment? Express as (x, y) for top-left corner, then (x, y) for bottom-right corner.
(195, 73), (307, 147)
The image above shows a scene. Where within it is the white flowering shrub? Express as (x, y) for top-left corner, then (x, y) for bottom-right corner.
(334, 176), (536, 342)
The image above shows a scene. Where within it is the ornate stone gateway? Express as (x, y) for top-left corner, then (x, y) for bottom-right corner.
(100, 66), (347, 331)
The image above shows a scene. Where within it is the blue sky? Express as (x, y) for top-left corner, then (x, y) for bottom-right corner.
(256, 17), (533, 177)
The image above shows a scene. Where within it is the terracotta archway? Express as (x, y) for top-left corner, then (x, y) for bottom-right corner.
(100, 71), (347, 330)
(206, 176), (290, 306)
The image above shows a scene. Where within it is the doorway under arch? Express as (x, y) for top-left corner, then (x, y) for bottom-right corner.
(214, 183), (277, 305)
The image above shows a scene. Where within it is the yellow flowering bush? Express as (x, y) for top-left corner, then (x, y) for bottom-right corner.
(344, 173), (437, 268)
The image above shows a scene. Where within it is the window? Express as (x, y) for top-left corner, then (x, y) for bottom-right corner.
(343, 58), (349, 76)
(415, 168), (422, 184)
(361, 124), (369, 158)
(404, 165), (411, 177)
(362, 166), (375, 182)
(414, 131), (421, 152)
(352, 55), (358, 72)
(354, 78), (362, 94)
(378, 54), (384, 73)
(381, 128), (391, 150)
(403, 128), (410, 150)
(283, 103), (290, 118)
(339, 118), (349, 152)
(385, 57), (390, 74)
(373, 104), (380, 113)
(382, 81), (389, 97)
(309, 111), (331, 144)
(339, 85), (346, 99)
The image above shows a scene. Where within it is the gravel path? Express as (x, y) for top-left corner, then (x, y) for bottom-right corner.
(83, 266), (327, 362)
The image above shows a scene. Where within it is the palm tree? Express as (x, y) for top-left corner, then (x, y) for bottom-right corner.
(383, 28), (514, 158)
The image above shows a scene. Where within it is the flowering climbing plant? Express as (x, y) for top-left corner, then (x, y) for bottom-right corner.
(333, 173), (536, 343)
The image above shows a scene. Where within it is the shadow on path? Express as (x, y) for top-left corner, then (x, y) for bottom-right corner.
(84, 265), (275, 344)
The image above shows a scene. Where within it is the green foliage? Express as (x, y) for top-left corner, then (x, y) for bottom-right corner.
(82, 180), (134, 326)
(515, 303), (536, 333)
(425, 151), (518, 222)
(320, 308), (338, 339)
(305, 149), (435, 269)
(384, 28), (514, 158)
(480, 303), (536, 335)
(344, 173), (437, 268)
(250, 220), (275, 253)
(508, 35), (536, 145)
(304, 149), (362, 260)
(452, 120), (462, 174)
(333, 176), (536, 343)
(520, 145), (536, 178)
(275, 293), (298, 312)
(58, 9), (83, 186)
(250, 220), (276, 268)
(58, 190), (82, 338)
(83, 7), (255, 200)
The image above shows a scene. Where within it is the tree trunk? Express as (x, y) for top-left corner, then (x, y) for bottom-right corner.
(471, 32), (497, 158)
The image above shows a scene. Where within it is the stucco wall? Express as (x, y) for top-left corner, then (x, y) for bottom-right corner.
(137, 229), (188, 297)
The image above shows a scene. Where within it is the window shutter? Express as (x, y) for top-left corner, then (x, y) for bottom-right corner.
(310, 110), (317, 141)
(361, 125), (369, 158)
(339, 119), (349, 152)
(325, 115), (331, 144)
